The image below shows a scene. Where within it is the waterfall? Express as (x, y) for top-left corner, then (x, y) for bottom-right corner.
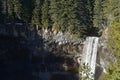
(81, 37), (99, 80)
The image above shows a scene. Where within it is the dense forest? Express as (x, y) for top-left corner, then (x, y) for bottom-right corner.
(0, 0), (120, 80)
(0, 0), (100, 37)
(0, 0), (119, 36)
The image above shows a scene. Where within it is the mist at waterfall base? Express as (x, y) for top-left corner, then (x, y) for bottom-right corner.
(79, 37), (99, 80)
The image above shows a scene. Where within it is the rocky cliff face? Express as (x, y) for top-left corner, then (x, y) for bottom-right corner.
(95, 28), (116, 80)
(41, 29), (113, 80)
(0, 26), (82, 80)
(0, 25), (116, 80)
(41, 28), (117, 80)
(33, 29), (84, 80)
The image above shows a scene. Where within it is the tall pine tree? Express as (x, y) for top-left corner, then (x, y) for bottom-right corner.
(102, 0), (120, 28)
(7, 0), (21, 21)
(0, 0), (3, 23)
(49, 0), (87, 37)
(0, 0), (8, 24)
(93, 0), (104, 30)
(41, 0), (49, 29)
(20, 0), (34, 23)
(31, 0), (43, 29)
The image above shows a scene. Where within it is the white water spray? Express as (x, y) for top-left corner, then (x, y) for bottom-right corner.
(81, 37), (99, 80)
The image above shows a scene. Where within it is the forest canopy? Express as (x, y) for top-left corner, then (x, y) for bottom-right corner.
(0, 0), (119, 37)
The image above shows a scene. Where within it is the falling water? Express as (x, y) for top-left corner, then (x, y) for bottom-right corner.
(81, 37), (99, 80)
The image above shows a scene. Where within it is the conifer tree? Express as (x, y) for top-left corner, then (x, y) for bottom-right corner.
(0, 0), (8, 24)
(49, 0), (86, 37)
(31, 0), (42, 29)
(66, 0), (84, 36)
(0, 0), (3, 23)
(80, 0), (94, 35)
(49, 0), (60, 31)
(7, 0), (21, 21)
(41, 0), (49, 29)
(93, 0), (103, 29)
(102, 0), (120, 27)
(20, 0), (34, 23)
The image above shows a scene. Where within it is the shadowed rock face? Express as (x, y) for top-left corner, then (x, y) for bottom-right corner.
(0, 34), (32, 80)
(0, 34), (79, 80)
(0, 26), (107, 80)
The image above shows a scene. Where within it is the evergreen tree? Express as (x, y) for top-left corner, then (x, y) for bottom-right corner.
(0, 0), (2, 23)
(112, 0), (120, 22)
(20, 0), (34, 23)
(66, 0), (87, 36)
(31, 0), (43, 29)
(102, 0), (120, 27)
(93, 0), (103, 29)
(7, 0), (21, 21)
(41, 0), (49, 29)
(49, 0), (60, 31)
(0, 0), (8, 24)
(83, 0), (94, 30)
(49, 0), (87, 37)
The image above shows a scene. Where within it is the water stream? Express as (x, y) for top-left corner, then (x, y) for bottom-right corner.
(81, 37), (99, 80)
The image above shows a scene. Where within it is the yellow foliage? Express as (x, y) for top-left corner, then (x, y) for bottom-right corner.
(104, 21), (120, 80)
(108, 21), (120, 55)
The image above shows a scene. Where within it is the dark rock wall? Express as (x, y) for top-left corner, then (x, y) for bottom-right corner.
(1, 24), (115, 80)
(0, 25), (81, 80)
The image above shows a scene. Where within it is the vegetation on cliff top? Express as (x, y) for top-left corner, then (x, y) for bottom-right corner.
(103, 21), (120, 80)
(101, 0), (120, 79)
(0, 0), (99, 37)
